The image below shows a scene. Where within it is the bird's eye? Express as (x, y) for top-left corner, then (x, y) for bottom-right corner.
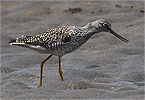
(103, 23), (107, 27)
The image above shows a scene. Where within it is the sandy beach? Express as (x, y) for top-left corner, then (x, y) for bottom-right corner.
(1, 1), (144, 99)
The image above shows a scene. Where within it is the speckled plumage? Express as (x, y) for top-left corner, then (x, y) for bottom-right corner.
(9, 19), (129, 87)
(10, 25), (92, 56)
(10, 19), (129, 55)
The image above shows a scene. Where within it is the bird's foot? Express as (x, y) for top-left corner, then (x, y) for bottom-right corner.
(37, 85), (42, 88)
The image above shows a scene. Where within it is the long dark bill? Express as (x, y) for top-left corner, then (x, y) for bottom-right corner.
(109, 29), (129, 43)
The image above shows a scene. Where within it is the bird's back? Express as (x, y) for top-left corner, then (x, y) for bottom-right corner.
(10, 26), (82, 56)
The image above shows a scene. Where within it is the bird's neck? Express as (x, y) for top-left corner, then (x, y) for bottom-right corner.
(83, 23), (99, 37)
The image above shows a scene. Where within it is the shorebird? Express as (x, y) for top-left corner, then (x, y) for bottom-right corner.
(9, 19), (129, 88)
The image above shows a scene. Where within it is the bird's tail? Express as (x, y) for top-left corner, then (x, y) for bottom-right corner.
(9, 35), (34, 48)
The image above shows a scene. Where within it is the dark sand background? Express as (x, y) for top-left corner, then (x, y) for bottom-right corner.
(1, 0), (144, 99)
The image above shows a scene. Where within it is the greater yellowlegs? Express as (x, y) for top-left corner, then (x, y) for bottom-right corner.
(9, 19), (129, 88)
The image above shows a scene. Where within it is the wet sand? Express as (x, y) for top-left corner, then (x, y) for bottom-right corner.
(1, 1), (144, 99)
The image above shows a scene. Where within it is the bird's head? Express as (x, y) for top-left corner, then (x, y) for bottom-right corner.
(89, 19), (129, 43)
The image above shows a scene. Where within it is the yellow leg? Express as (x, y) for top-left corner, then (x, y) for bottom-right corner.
(37, 55), (52, 88)
(58, 57), (64, 81)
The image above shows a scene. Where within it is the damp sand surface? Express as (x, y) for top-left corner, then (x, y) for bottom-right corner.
(1, 1), (144, 99)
